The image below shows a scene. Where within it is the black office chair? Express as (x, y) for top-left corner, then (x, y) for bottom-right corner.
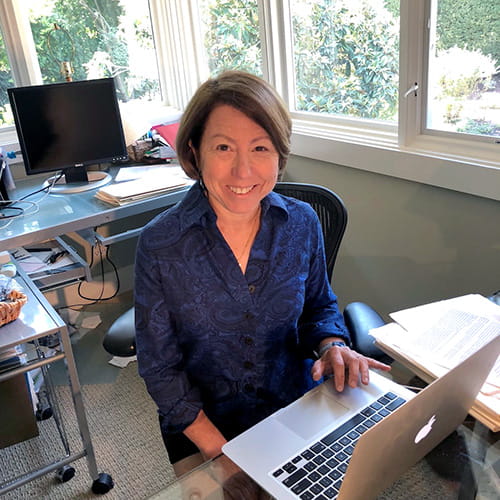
(273, 183), (387, 360)
(273, 182), (346, 282)
(103, 182), (386, 359)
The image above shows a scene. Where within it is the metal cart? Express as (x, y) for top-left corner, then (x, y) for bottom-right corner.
(0, 270), (113, 495)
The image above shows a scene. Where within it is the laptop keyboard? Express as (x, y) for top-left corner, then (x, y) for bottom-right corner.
(271, 392), (406, 500)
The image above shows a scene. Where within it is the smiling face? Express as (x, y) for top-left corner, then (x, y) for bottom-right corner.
(196, 104), (280, 219)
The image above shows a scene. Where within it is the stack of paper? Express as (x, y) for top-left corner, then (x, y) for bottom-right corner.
(95, 165), (193, 206)
(370, 294), (500, 431)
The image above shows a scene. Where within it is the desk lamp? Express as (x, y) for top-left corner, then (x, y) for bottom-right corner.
(46, 23), (75, 82)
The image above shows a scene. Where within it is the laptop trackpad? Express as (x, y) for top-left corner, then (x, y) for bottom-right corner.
(275, 388), (350, 440)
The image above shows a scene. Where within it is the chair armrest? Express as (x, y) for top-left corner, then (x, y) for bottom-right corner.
(343, 302), (391, 362)
(102, 307), (136, 357)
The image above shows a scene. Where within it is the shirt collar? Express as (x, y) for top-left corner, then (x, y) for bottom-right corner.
(177, 181), (289, 232)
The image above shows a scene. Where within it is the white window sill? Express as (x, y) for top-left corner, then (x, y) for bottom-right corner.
(291, 118), (500, 202)
(4, 117), (498, 201)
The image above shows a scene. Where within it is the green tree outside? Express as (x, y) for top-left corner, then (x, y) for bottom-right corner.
(0, 0), (159, 125)
(437, 0), (499, 67)
(202, 0), (262, 77)
(292, 0), (399, 121)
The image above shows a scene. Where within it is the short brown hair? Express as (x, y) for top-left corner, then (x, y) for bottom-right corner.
(176, 70), (291, 180)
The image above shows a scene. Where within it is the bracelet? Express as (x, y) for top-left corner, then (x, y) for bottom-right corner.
(318, 341), (346, 358)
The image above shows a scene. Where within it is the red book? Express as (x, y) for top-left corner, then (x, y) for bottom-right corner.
(151, 122), (180, 150)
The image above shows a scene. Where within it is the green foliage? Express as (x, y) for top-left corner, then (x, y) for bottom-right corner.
(27, 0), (159, 102)
(293, 1), (399, 120)
(202, 0), (400, 120)
(30, 1), (128, 90)
(0, 34), (15, 109)
(457, 118), (500, 137)
(203, 0), (262, 77)
(437, 0), (500, 67)
(0, 1), (160, 125)
(443, 102), (463, 124)
(383, 0), (400, 18)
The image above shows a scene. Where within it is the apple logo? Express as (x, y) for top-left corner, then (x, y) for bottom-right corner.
(414, 415), (436, 444)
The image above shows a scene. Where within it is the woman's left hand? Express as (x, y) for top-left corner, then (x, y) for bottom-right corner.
(311, 344), (391, 392)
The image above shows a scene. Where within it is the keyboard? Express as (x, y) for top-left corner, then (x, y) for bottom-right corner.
(271, 392), (407, 500)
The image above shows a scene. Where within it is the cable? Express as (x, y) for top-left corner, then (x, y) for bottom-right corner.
(0, 202), (24, 219)
(0, 172), (62, 226)
(56, 242), (121, 313)
(18, 171), (63, 201)
(0, 200), (38, 231)
(73, 243), (120, 304)
(0, 217), (13, 230)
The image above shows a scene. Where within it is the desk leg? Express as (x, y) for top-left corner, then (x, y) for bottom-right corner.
(58, 325), (100, 479)
(59, 326), (114, 493)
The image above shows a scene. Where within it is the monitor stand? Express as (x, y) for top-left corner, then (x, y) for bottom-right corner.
(44, 170), (112, 194)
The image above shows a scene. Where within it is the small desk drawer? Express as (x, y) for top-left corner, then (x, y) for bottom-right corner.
(12, 237), (90, 292)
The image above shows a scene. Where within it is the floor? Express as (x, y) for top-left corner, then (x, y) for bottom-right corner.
(49, 290), (134, 386)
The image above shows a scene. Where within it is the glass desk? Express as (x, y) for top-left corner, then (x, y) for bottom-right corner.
(149, 369), (499, 499)
(150, 420), (498, 500)
(0, 166), (189, 251)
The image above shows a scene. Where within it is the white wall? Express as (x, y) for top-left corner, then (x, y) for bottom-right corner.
(285, 155), (500, 319)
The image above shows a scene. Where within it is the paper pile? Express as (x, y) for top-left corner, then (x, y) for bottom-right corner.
(370, 294), (500, 431)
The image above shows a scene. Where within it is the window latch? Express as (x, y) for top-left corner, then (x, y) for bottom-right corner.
(404, 82), (419, 98)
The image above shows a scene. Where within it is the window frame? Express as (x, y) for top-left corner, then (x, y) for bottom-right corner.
(268, 0), (500, 200)
(1, 0), (498, 200)
(421, 0), (500, 146)
(284, 0), (498, 202)
(0, 0), (42, 150)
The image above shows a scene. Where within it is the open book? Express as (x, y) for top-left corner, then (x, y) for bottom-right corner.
(370, 294), (500, 431)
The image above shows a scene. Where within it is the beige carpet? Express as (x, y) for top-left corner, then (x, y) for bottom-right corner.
(0, 363), (176, 499)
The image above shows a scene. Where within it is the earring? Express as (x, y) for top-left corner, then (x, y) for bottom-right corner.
(199, 172), (206, 192)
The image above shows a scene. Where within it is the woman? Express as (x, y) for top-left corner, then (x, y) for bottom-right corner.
(134, 70), (390, 475)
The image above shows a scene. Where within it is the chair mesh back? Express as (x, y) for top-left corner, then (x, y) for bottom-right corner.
(273, 182), (348, 281)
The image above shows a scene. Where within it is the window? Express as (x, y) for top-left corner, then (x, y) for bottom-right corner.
(0, 0), (161, 130)
(289, 0), (399, 122)
(28, 0), (160, 100)
(1, 0), (498, 199)
(425, 0), (499, 140)
(0, 29), (15, 126)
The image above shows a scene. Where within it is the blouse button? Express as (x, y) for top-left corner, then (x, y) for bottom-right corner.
(244, 312), (254, 320)
(248, 284), (256, 294)
(244, 383), (255, 393)
(243, 336), (254, 346)
(244, 361), (254, 369)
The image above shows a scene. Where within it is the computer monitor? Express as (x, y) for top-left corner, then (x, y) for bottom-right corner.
(8, 78), (128, 194)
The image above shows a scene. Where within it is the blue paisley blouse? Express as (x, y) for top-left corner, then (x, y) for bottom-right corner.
(135, 181), (349, 437)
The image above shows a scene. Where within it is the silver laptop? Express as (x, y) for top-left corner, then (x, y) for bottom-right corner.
(223, 335), (500, 500)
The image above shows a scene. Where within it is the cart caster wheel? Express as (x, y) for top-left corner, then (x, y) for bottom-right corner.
(56, 465), (75, 482)
(91, 472), (114, 494)
(36, 405), (53, 421)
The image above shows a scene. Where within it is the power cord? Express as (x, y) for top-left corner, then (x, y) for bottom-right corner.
(0, 200), (38, 229)
(18, 171), (63, 201)
(56, 240), (121, 313)
(0, 201), (24, 219)
(78, 243), (120, 304)
(0, 172), (63, 228)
